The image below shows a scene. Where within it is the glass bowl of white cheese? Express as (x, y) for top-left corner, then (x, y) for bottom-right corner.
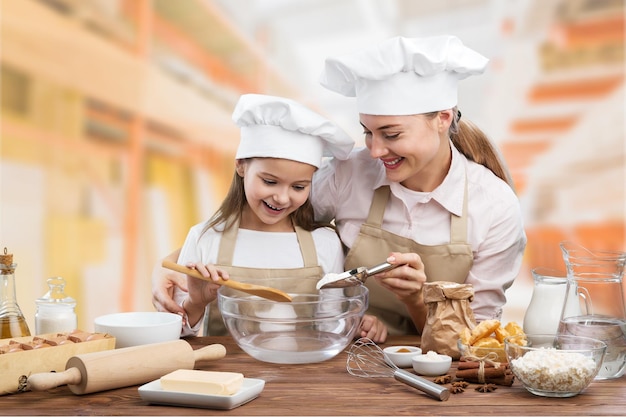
(505, 334), (606, 397)
(218, 277), (368, 364)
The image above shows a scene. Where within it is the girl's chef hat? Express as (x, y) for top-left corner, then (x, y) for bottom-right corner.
(233, 94), (354, 168)
(319, 35), (489, 115)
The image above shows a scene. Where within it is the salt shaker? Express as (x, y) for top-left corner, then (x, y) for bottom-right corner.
(35, 277), (77, 334)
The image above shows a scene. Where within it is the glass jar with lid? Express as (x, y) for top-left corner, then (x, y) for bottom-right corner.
(35, 277), (77, 334)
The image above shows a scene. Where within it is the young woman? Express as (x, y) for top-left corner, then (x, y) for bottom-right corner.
(313, 35), (526, 334)
(169, 94), (386, 340)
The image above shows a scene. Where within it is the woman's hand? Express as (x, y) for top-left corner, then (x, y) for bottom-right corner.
(374, 252), (426, 302)
(151, 249), (187, 316)
(359, 314), (388, 343)
(374, 252), (428, 333)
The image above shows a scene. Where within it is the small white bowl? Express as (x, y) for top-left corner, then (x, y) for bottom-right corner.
(94, 312), (182, 348)
(412, 351), (452, 376)
(383, 346), (422, 368)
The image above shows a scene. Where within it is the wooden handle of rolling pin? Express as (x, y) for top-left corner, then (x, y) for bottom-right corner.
(27, 367), (83, 392)
(28, 340), (226, 395)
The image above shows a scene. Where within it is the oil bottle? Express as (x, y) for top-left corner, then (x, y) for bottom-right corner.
(0, 247), (31, 338)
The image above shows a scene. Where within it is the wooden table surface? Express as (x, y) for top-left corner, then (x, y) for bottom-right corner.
(1, 335), (624, 416)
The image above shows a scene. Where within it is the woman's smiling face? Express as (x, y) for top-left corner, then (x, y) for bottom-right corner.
(236, 157), (316, 232)
(360, 111), (453, 192)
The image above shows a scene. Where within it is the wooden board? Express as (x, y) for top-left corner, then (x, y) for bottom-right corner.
(0, 331), (115, 395)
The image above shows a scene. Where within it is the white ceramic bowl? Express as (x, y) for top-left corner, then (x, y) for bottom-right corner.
(505, 334), (606, 398)
(412, 351), (452, 376)
(383, 345), (422, 368)
(218, 277), (368, 364)
(94, 312), (182, 348)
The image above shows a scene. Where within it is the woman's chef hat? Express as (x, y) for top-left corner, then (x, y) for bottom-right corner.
(233, 94), (354, 168)
(320, 35), (489, 115)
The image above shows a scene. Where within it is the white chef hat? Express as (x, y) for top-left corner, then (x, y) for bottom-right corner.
(232, 94), (354, 168)
(320, 35), (489, 115)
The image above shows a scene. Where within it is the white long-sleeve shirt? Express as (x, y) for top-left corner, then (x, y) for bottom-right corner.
(312, 144), (527, 320)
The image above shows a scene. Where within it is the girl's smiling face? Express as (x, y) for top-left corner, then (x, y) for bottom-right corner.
(236, 157), (316, 232)
(360, 111), (453, 192)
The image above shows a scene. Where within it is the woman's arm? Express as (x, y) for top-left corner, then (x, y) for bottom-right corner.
(151, 248), (185, 315)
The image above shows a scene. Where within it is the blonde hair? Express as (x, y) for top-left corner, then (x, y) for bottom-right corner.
(202, 159), (331, 236)
(439, 107), (515, 191)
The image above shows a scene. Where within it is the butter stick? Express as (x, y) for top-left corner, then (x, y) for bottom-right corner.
(160, 370), (244, 396)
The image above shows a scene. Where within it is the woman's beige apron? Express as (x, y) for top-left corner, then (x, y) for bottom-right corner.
(344, 183), (473, 335)
(203, 217), (324, 335)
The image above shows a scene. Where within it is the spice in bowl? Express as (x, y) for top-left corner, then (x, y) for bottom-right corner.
(383, 345), (422, 368)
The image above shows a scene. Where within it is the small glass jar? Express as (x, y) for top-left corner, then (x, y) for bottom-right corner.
(35, 277), (77, 334)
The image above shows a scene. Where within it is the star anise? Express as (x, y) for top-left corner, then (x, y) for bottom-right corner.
(475, 383), (497, 393)
(450, 385), (465, 394)
(452, 381), (469, 389)
(433, 374), (452, 384)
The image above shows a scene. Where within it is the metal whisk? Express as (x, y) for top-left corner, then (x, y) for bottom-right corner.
(347, 338), (450, 401)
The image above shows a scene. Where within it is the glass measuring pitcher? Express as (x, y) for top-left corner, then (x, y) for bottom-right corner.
(557, 241), (626, 379)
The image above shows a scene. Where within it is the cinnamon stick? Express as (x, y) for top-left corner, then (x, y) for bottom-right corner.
(455, 367), (510, 379)
(458, 360), (505, 370)
(454, 367), (515, 386)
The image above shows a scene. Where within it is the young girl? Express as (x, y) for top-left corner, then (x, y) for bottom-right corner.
(173, 94), (384, 340)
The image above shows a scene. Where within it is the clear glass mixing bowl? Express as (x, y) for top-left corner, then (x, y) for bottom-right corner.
(218, 277), (368, 364)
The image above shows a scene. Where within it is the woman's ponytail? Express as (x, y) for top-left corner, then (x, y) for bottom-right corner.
(449, 108), (516, 192)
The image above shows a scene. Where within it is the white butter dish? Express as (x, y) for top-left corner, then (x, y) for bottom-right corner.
(138, 377), (265, 410)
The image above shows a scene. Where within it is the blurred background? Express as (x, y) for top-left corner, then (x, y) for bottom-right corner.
(1, 0), (624, 333)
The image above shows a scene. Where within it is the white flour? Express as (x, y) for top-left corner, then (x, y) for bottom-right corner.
(510, 348), (597, 392)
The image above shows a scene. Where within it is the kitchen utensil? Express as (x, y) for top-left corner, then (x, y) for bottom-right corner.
(505, 334), (606, 397)
(382, 345), (422, 368)
(523, 267), (572, 335)
(94, 311), (182, 348)
(411, 352), (452, 376)
(346, 338), (450, 401)
(557, 241), (626, 380)
(316, 262), (398, 290)
(162, 260), (292, 302)
(138, 377), (265, 410)
(219, 278), (368, 364)
(27, 339), (226, 395)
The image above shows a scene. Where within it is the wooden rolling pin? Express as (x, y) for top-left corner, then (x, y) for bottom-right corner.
(27, 339), (226, 395)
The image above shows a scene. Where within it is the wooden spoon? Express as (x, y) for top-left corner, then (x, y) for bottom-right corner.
(162, 260), (292, 302)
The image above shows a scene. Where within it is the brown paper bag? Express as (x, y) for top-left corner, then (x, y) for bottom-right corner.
(420, 282), (476, 359)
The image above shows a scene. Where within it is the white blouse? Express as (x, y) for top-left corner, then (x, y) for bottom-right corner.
(312, 143), (527, 321)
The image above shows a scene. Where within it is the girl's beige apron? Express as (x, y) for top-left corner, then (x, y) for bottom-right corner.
(203, 217), (324, 335)
(344, 184), (473, 335)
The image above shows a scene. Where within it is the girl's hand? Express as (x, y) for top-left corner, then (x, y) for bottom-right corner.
(359, 314), (388, 343)
(182, 262), (230, 328)
(185, 262), (230, 307)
